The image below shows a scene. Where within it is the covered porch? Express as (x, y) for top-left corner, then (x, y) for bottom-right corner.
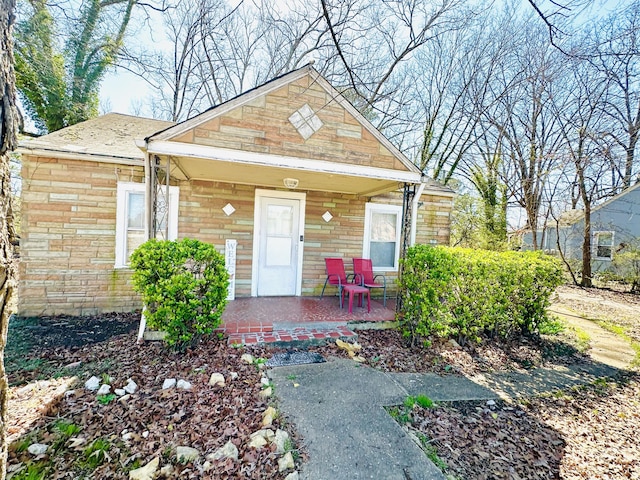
(221, 295), (396, 345)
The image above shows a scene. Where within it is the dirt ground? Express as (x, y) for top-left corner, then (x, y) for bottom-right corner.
(5, 285), (640, 479)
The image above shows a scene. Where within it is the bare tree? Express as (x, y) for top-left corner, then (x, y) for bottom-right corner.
(589, 2), (640, 190)
(554, 52), (611, 287)
(1, 0), (19, 476)
(487, 21), (566, 249)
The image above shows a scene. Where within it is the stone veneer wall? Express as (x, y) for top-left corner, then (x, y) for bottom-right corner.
(19, 155), (451, 316)
(19, 156), (145, 316)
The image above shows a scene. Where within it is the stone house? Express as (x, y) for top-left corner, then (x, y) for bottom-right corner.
(17, 65), (453, 316)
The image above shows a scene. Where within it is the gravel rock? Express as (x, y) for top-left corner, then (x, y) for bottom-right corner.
(84, 376), (100, 391)
(278, 452), (295, 472)
(162, 378), (176, 390)
(128, 457), (159, 480)
(207, 440), (239, 462)
(27, 443), (48, 455)
(176, 446), (199, 463)
(177, 379), (192, 390)
(124, 379), (138, 394)
(208, 373), (225, 387)
(97, 384), (111, 395)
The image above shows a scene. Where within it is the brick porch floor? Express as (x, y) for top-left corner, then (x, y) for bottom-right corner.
(221, 296), (396, 345)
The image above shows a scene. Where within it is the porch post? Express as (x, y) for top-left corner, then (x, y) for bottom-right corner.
(138, 152), (155, 343)
(396, 183), (416, 311)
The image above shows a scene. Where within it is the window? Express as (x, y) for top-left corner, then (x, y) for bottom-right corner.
(594, 231), (615, 260)
(115, 182), (179, 267)
(363, 203), (402, 271)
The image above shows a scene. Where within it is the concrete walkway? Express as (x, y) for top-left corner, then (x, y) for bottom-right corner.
(268, 307), (636, 480)
(550, 305), (637, 369)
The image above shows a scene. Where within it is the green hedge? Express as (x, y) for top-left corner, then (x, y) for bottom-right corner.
(130, 238), (229, 348)
(398, 245), (563, 345)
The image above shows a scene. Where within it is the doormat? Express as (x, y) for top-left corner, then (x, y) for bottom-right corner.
(266, 351), (326, 367)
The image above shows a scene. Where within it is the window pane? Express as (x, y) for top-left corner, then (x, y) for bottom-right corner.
(267, 205), (293, 235)
(126, 231), (146, 260)
(127, 193), (145, 229)
(597, 246), (612, 258)
(597, 232), (613, 246)
(371, 212), (397, 242)
(370, 241), (396, 268)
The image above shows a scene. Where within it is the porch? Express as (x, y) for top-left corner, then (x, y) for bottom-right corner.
(221, 295), (396, 345)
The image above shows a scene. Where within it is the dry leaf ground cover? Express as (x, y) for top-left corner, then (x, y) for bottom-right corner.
(5, 286), (640, 479)
(6, 314), (300, 479)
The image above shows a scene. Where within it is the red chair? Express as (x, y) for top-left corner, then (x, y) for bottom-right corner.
(320, 258), (359, 308)
(353, 258), (387, 306)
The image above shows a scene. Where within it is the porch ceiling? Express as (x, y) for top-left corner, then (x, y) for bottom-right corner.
(144, 140), (423, 196)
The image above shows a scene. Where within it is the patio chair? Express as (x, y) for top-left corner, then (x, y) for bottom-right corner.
(353, 258), (387, 306)
(320, 258), (359, 308)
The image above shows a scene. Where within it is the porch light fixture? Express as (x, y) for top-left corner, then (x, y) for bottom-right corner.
(222, 203), (236, 216)
(283, 178), (299, 189)
(322, 211), (333, 223)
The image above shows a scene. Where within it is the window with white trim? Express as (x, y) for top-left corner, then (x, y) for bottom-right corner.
(115, 182), (179, 267)
(363, 203), (402, 271)
(594, 231), (614, 260)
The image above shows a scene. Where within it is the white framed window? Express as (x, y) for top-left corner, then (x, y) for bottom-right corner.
(363, 203), (403, 272)
(115, 182), (179, 268)
(594, 231), (615, 260)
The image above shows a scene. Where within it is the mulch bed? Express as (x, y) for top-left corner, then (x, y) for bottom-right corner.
(7, 331), (299, 479)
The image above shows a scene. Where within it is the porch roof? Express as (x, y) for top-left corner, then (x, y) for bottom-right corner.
(140, 139), (449, 196)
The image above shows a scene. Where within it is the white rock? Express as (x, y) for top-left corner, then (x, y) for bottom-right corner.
(124, 379), (138, 394)
(162, 378), (176, 390)
(274, 429), (290, 454)
(122, 432), (140, 442)
(208, 373), (225, 387)
(230, 372), (238, 380)
(27, 443), (48, 456)
(241, 353), (255, 364)
(285, 472), (299, 480)
(176, 446), (199, 463)
(207, 440), (239, 462)
(159, 465), (175, 477)
(97, 384), (111, 395)
(177, 379), (192, 390)
(129, 457), (159, 480)
(486, 400), (496, 407)
(142, 430), (149, 439)
(262, 406), (277, 427)
(278, 452), (295, 472)
(84, 376), (100, 391)
(260, 377), (270, 386)
(114, 388), (126, 396)
(259, 386), (273, 398)
(247, 435), (268, 449)
(248, 429), (275, 449)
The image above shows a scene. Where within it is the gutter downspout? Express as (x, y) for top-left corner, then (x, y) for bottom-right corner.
(410, 182), (426, 246)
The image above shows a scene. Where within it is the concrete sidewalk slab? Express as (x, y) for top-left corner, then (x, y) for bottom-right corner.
(390, 372), (499, 401)
(269, 358), (446, 480)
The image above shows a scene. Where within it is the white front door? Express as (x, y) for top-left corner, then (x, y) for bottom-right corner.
(252, 190), (305, 296)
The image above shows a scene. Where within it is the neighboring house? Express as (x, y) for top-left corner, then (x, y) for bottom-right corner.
(523, 182), (640, 271)
(18, 65), (453, 317)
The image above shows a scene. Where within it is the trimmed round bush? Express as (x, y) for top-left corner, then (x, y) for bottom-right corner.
(130, 238), (229, 348)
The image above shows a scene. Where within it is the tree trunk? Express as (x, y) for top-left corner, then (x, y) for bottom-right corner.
(581, 203), (592, 288)
(1, 0), (19, 478)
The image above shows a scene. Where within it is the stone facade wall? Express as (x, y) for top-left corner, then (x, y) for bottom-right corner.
(173, 76), (408, 171)
(19, 155), (451, 316)
(19, 156), (144, 316)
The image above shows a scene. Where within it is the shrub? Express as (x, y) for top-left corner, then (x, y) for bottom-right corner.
(612, 249), (640, 293)
(130, 238), (229, 348)
(398, 245), (564, 345)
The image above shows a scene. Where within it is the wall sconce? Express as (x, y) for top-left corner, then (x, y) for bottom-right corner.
(283, 178), (299, 189)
